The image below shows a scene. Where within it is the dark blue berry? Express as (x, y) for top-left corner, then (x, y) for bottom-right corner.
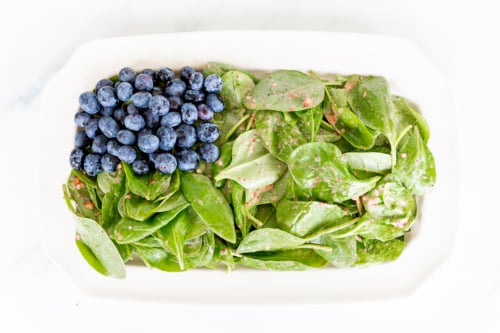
(149, 95), (170, 116)
(107, 140), (121, 157)
(118, 145), (136, 163)
(184, 89), (205, 103)
(101, 107), (114, 116)
(176, 124), (197, 148)
(96, 79), (113, 91)
(132, 159), (150, 175)
(119, 67), (136, 82)
(188, 72), (204, 90)
(143, 109), (160, 129)
(199, 143), (220, 163)
(117, 82), (133, 101)
(135, 73), (154, 91)
(154, 153), (177, 174)
(180, 66), (195, 82)
(117, 129), (136, 145)
(84, 153), (102, 176)
(206, 93), (224, 112)
(165, 79), (186, 97)
(113, 108), (127, 124)
(69, 148), (85, 170)
(74, 111), (91, 127)
(157, 67), (175, 82)
(85, 118), (99, 139)
(97, 86), (118, 108)
(79, 91), (101, 114)
(161, 112), (182, 127)
(101, 154), (120, 172)
(197, 122), (220, 143)
(181, 103), (198, 125)
(75, 131), (91, 148)
(197, 104), (214, 121)
(168, 96), (183, 111)
(124, 114), (146, 131)
(98, 116), (120, 138)
(92, 134), (108, 154)
(175, 148), (200, 171)
(157, 126), (177, 151)
(131, 92), (152, 108)
(137, 133), (160, 153)
(204, 74), (223, 93)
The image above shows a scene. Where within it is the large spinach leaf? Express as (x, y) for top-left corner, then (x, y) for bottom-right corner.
(239, 249), (328, 270)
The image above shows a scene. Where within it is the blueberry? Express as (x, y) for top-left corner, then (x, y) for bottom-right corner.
(117, 82), (133, 101)
(137, 133), (160, 153)
(161, 112), (182, 127)
(132, 159), (150, 175)
(184, 89), (205, 103)
(206, 93), (224, 112)
(69, 148), (85, 170)
(154, 153), (177, 174)
(97, 86), (118, 108)
(141, 68), (155, 76)
(197, 122), (220, 143)
(101, 107), (114, 116)
(157, 67), (175, 82)
(107, 140), (121, 157)
(143, 109), (158, 129)
(92, 134), (108, 154)
(118, 145), (137, 163)
(168, 96), (183, 111)
(75, 131), (91, 148)
(101, 154), (120, 172)
(181, 103), (198, 124)
(204, 74), (223, 93)
(84, 153), (102, 176)
(175, 148), (200, 171)
(98, 116), (120, 138)
(180, 66), (195, 82)
(95, 79), (113, 91)
(127, 104), (139, 115)
(74, 111), (91, 127)
(135, 73), (154, 91)
(131, 92), (152, 108)
(79, 91), (101, 114)
(176, 124), (197, 148)
(199, 143), (220, 163)
(85, 118), (99, 139)
(157, 126), (177, 151)
(117, 129), (136, 145)
(197, 103), (214, 121)
(119, 67), (136, 82)
(113, 108), (127, 124)
(124, 114), (146, 131)
(165, 79), (186, 97)
(149, 95), (170, 116)
(188, 72), (204, 90)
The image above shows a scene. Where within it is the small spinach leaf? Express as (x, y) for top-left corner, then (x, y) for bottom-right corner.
(220, 70), (256, 110)
(133, 245), (183, 272)
(344, 152), (392, 174)
(122, 163), (172, 201)
(236, 228), (305, 254)
(155, 209), (189, 270)
(311, 235), (357, 268)
(356, 238), (405, 265)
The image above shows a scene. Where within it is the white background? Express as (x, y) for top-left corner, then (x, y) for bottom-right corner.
(0, 0), (498, 332)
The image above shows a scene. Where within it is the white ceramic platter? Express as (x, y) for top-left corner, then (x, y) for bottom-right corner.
(40, 31), (458, 303)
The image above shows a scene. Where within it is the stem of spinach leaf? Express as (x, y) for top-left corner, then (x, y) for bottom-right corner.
(244, 205), (264, 228)
(303, 217), (360, 241)
(225, 115), (250, 142)
(294, 244), (333, 252)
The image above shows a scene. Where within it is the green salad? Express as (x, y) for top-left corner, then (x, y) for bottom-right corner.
(63, 62), (435, 278)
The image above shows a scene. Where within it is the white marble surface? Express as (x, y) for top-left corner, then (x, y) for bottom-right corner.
(1, 0), (499, 332)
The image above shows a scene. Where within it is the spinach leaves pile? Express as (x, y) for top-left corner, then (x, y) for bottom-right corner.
(63, 62), (435, 278)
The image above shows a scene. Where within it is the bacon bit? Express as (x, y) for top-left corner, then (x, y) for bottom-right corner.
(72, 177), (81, 186)
(150, 179), (156, 184)
(75, 233), (81, 241)
(271, 82), (277, 88)
(317, 202), (328, 208)
(236, 74), (240, 79)
(344, 81), (356, 92)
(393, 219), (408, 228)
(248, 144), (255, 153)
(216, 159), (224, 166)
(315, 176), (322, 183)
(289, 106), (295, 111)
(84, 201), (94, 209)
(205, 63), (211, 69)
(400, 153), (407, 158)
(75, 183), (85, 190)
(337, 178), (343, 183)
(125, 194), (132, 199)
(220, 249), (228, 255)
(311, 181), (317, 188)
(262, 184), (274, 192)
(196, 168), (202, 174)
(314, 156), (321, 162)
(252, 137), (257, 143)
(362, 91), (367, 98)
(116, 233), (123, 241)
(302, 97), (313, 108)
(290, 138), (297, 145)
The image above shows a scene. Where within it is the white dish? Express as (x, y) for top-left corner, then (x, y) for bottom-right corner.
(40, 31), (457, 303)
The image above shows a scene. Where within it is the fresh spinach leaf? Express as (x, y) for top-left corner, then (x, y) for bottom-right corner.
(75, 217), (126, 278)
(122, 163), (172, 201)
(181, 172), (236, 243)
(344, 152), (392, 174)
(239, 249), (328, 270)
(245, 171), (289, 207)
(244, 70), (324, 112)
(203, 62), (258, 82)
(185, 207), (208, 241)
(220, 70), (256, 110)
(230, 181), (251, 237)
(355, 238), (405, 265)
(311, 235), (357, 268)
(293, 104), (324, 142)
(155, 209), (189, 270)
(392, 95), (430, 143)
(133, 245), (183, 272)
(236, 228), (305, 254)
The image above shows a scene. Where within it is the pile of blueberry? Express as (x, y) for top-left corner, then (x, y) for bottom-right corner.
(69, 66), (224, 176)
